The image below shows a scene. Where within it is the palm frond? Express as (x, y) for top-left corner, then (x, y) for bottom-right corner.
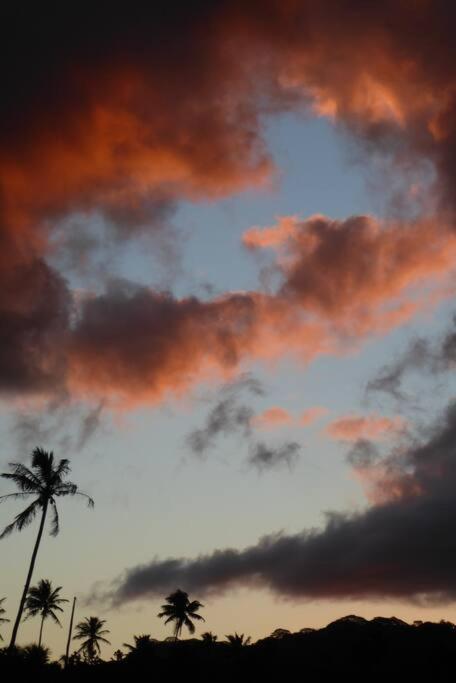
(184, 616), (196, 634)
(0, 492), (31, 503)
(74, 491), (95, 507)
(0, 499), (40, 538)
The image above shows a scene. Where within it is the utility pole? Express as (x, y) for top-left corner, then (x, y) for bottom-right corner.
(65, 597), (76, 668)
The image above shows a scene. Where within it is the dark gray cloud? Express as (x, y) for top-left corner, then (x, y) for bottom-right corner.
(247, 441), (301, 472)
(345, 439), (381, 469)
(76, 401), (105, 452)
(11, 400), (106, 458)
(185, 374), (264, 456)
(186, 398), (254, 455)
(98, 402), (456, 606)
(185, 375), (301, 472)
(367, 319), (456, 402)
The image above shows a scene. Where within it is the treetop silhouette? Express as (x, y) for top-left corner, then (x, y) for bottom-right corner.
(73, 616), (110, 663)
(24, 579), (68, 647)
(158, 588), (205, 640)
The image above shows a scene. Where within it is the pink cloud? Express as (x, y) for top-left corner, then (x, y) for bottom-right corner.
(327, 414), (406, 442)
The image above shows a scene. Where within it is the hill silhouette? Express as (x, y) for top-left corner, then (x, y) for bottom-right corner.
(2, 614), (456, 682)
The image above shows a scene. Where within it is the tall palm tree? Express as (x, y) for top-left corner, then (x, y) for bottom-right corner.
(0, 598), (9, 641)
(73, 616), (110, 662)
(0, 447), (94, 649)
(24, 579), (68, 646)
(158, 589), (205, 640)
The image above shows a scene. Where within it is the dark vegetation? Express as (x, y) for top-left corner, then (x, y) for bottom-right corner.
(2, 615), (456, 682)
(2, 450), (456, 681)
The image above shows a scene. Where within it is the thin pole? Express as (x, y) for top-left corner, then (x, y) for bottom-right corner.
(65, 597), (76, 667)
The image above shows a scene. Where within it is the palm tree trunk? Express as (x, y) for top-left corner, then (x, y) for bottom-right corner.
(64, 597), (76, 667)
(8, 500), (48, 651)
(38, 614), (45, 647)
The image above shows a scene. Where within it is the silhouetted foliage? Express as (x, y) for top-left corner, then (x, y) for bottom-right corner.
(158, 589), (205, 640)
(1, 614), (456, 681)
(73, 617), (110, 663)
(123, 634), (157, 660)
(0, 447), (94, 648)
(21, 643), (51, 667)
(201, 631), (218, 643)
(0, 599), (9, 641)
(225, 632), (251, 648)
(24, 579), (68, 646)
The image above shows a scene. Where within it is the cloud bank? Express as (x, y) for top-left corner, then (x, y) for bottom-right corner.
(3, 2), (456, 406)
(101, 403), (456, 604)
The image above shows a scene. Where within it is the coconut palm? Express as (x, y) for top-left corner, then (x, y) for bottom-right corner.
(0, 598), (9, 641)
(24, 579), (68, 646)
(73, 616), (110, 662)
(0, 447), (94, 648)
(225, 632), (251, 648)
(158, 589), (205, 640)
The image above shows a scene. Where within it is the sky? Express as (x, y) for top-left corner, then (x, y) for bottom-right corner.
(2, 0), (456, 658)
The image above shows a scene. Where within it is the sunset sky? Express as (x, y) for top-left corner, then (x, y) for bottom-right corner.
(2, 1), (456, 657)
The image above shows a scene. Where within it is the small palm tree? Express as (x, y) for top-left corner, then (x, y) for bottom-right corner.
(0, 447), (94, 648)
(24, 579), (68, 646)
(225, 632), (251, 648)
(0, 598), (10, 641)
(201, 631), (218, 643)
(158, 589), (205, 640)
(73, 616), (110, 663)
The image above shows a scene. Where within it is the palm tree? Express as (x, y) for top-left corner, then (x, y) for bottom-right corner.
(0, 598), (9, 641)
(201, 631), (218, 643)
(158, 589), (205, 640)
(225, 632), (251, 648)
(24, 579), (68, 646)
(73, 616), (110, 663)
(0, 447), (94, 648)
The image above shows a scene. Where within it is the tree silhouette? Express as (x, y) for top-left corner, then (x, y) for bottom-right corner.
(24, 579), (68, 646)
(0, 598), (9, 641)
(201, 631), (218, 643)
(158, 589), (205, 640)
(123, 634), (157, 659)
(73, 616), (110, 662)
(21, 643), (50, 667)
(0, 447), (94, 648)
(225, 632), (251, 648)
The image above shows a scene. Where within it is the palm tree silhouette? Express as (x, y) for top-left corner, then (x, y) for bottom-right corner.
(73, 616), (110, 662)
(225, 632), (251, 648)
(0, 447), (94, 648)
(158, 589), (205, 640)
(0, 598), (9, 641)
(24, 579), (68, 646)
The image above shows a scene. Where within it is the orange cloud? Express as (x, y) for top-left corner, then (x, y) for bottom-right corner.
(2, 3), (456, 406)
(252, 407), (293, 429)
(299, 407), (328, 426)
(327, 414), (406, 442)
